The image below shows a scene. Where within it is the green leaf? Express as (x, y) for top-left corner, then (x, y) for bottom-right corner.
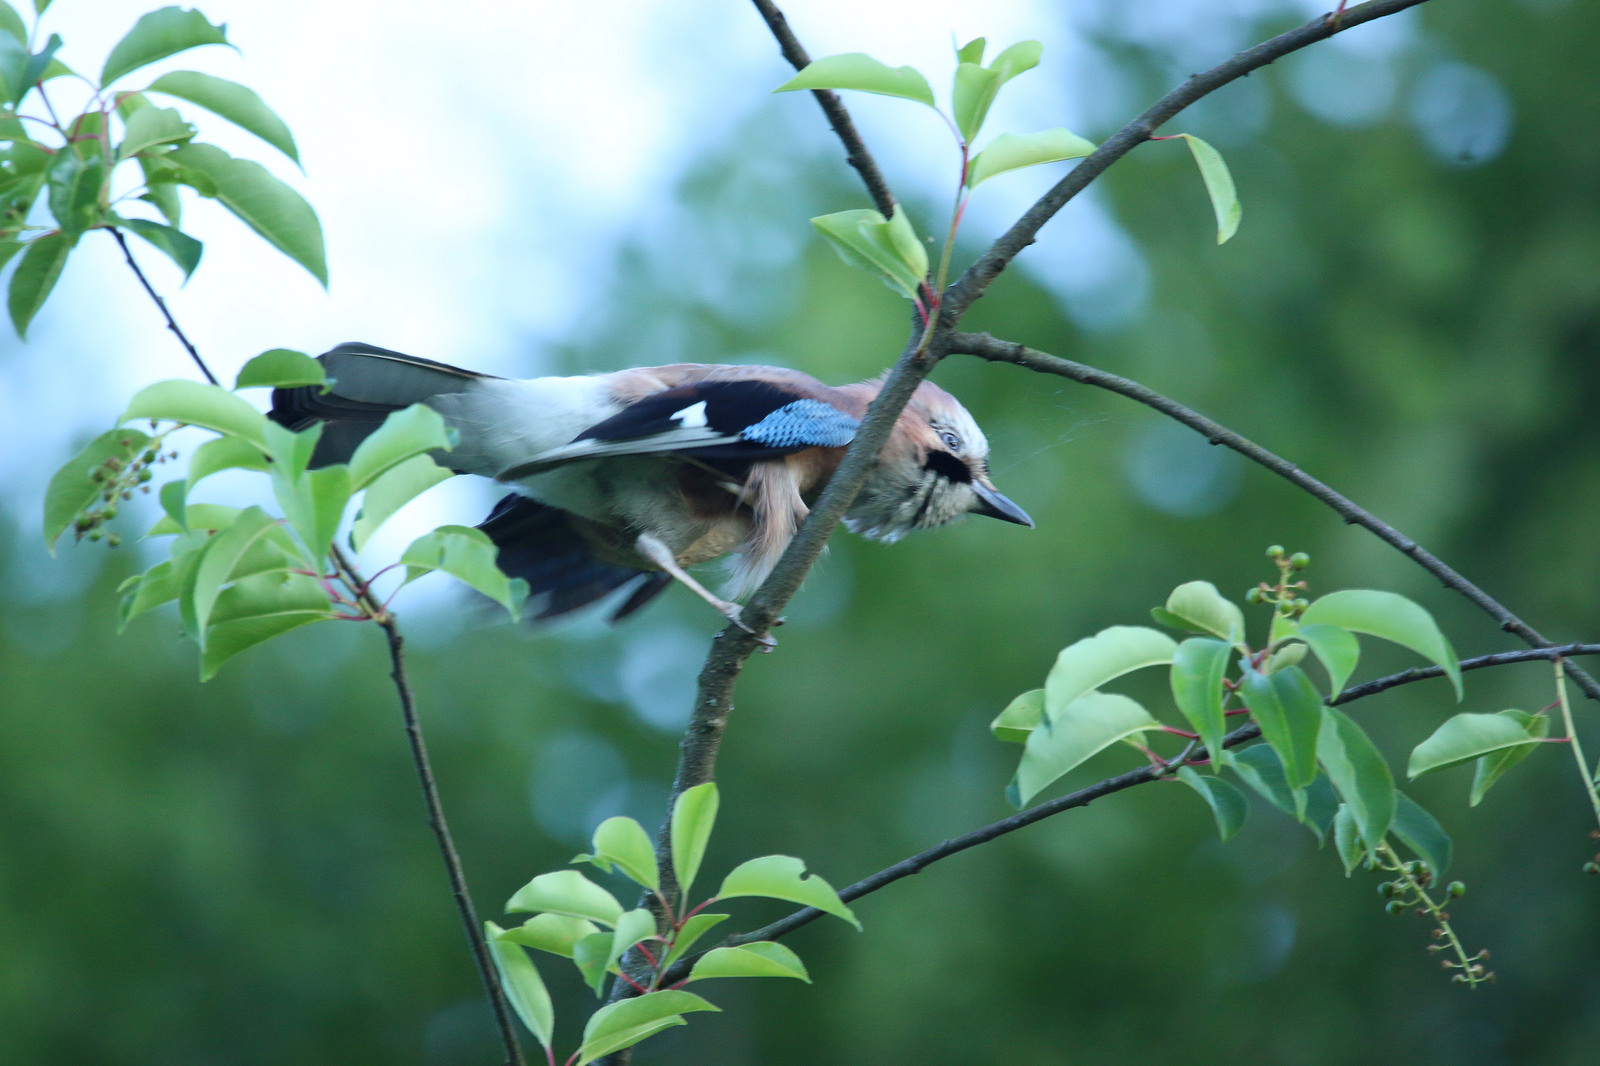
(1408, 710), (1544, 779)
(118, 217), (202, 280)
(263, 418), (322, 481)
(145, 501), (242, 537)
(189, 506), (292, 641)
(486, 922), (554, 1051)
(1224, 744), (1339, 840)
(1011, 691), (1160, 807)
(117, 104), (195, 159)
(1170, 637), (1231, 760)
(954, 37), (985, 65)
(670, 781), (719, 897)
(1291, 622), (1360, 696)
(951, 63), (1000, 143)
(1264, 641), (1307, 673)
(575, 990), (719, 1066)
(234, 348), (324, 389)
(1470, 710), (1549, 806)
(966, 127), (1096, 187)
(988, 39), (1044, 83)
(1173, 133), (1241, 244)
(773, 53), (934, 108)
(599, 908), (658, 983)
(0, 4), (25, 45)
(1044, 625), (1177, 720)
(121, 379), (270, 446)
(570, 931), (611, 995)
(1317, 708), (1396, 851)
(146, 70), (299, 164)
(121, 543), (202, 627)
(661, 913), (729, 971)
(1332, 804), (1366, 874)
(350, 454), (452, 552)
(1391, 791), (1452, 874)
(348, 403), (452, 490)
(575, 816), (659, 891)
(506, 869), (623, 926)
(1177, 766), (1247, 842)
(157, 477), (190, 529)
(400, 525), (526, 620)
(989, 687), (1043, 743)
(1300, 589), (1462, 699)
(1155, 580), (1246, 642)
(136, 155), (184, 225)
(101, 7), (233, 87)
(184, 436), (267, 490)
(42, 428), (152, 550)
(272, 462), (350, 564)
(7, 230), (70, 337)
(499, 913), (601, 958)
(198, 572), (332, 679)
(0, 30), (26, 106)
(715, 855), (859, 930)
(45, 147), (105, 244)
(1239, 664), (1323, 790)
(810, 207), (926, 302)
(688, 941), (809, 983)
(167, 142), (326, 285)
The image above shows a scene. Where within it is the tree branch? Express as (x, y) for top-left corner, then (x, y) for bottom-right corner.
(749, 0), (896, 218)
(949, 330), (1600, 703)
(109, 226), (220, 386)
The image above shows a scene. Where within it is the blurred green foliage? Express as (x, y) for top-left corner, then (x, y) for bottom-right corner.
(4, 2), (1600, 1064)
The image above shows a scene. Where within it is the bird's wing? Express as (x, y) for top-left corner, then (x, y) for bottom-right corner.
(496, 379), (860, 480)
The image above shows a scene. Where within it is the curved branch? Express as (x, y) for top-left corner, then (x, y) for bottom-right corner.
(109, 226), (220, 385)
(950, 330), (1600, 704)
(941, 0), (1432, 321)
(750, 0), (896, 217)
(671, 641), (1600, 971)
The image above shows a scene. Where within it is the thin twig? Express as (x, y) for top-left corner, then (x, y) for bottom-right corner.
(949, 330), (1600, 704)
(108, 226), (220, 385)
(378, 612), (527, 1066)
(657, 641), (1600, 977)
(749, 0), (896, 218)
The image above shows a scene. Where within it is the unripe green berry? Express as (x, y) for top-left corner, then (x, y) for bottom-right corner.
(106, 533), (121, 547)
(1290, 552), (1310, 570)
(1447, 881), (1466, 898)
(1384, 900), (1406, 915)
(138, 468), (153, 483)
(1266, 544), (1285, 558)
(102, 505), (117, 520)
(1246, 587), (1263, 604)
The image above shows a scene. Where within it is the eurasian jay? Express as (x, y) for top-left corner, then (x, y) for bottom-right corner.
(270, 342), (1033, 630)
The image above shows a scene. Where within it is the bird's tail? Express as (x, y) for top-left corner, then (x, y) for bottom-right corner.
(269, 342), (492, 466)
(478, 493), (671, 621)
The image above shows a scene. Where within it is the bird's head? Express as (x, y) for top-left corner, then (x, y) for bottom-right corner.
(841, 378), (1033, 542)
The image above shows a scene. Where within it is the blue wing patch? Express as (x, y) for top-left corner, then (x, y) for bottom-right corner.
(742, 399), (859, 448)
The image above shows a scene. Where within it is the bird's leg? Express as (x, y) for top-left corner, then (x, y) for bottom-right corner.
(634, 533), (775, 646)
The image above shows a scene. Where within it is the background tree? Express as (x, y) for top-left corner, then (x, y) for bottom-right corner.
(3, 1), (1598, 1064)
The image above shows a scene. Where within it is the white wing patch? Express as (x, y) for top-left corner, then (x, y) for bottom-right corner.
(671, 400), (709, 428)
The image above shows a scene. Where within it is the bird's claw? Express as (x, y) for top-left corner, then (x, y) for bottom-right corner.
(720, 604), (777, 649)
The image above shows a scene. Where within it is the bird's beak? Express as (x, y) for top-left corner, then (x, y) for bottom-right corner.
(971, 479), (1034, 528)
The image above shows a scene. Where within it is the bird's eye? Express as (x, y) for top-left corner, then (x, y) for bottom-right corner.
(939, 430), (962, 451)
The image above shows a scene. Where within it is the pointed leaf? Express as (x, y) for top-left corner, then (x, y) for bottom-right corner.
(1170, 637), (1231, 759)
(46, 148), (105, 244)
(810, 207), (925, 301)
(661, 913), (729, 971)
(121, 379), (269, 446)
(715, 855), (859, 929)
(967, 127), (1096, 187)
(1157, 580), (1245, 642)
(101, 7), (232, 87)
(17, 31), (58, 100)
(951, 63), (1000, 143)
(1225, 745), (1339, 840)
(670, 781), (719, 897)
(198, 572), (333, 679)
(273, 462), (349, 563)
(1317, 708), (1396, 850)
(1470, 710), (1549, 806)
(145, 502), (242, 537)
(1301, 589), (1461, 698)
(773, 53), (934, 107)
(576, 990), (719, 1066)
(348, 403), (452, 489)
(1177, 767), (1247, 842)
(1391, 791), (1452, 874)
(189, 505), (293, 639)
(137, 155), (183, 225)
(486, 922), (554, 1050)
(8, 230), (70, 338)
(1332, 804), (1366, 874)
(117, 104), (195, 159)
(1239, 664), (1323, 789)
(1174, 133), (1241, 244)
(167, 142), (326, 285)
(507, 869), (623, 926)
(1292, 622), (1360, 696)
(350, 454), (452, 552)
(118, 217), (202, 279)
(147, 70), (299, 163)
(572, 931), (612, 995)
(688, 941), (809, 983)
(235, 348), (324, 389)
(1012, 691), (1159, 806)
(954, 37), (986, 65)
(1264, 641), (1307, 673)
(988, 40), (1044, 83)
(401, 524), (526, 619)
(1408, 710), (1544, 779)
(600, 908), (658, 980)
(1044, 625), (1176, 721)
(989, 687), (1043, 743)
(43, 428), (151, 550)
(0, 30), (26, 106)
(499, 913), (601, 958)
(583, 816), (659, 891)
(0, 4), (24, 45)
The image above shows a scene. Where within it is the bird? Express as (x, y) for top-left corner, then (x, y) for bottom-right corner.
(270, 342), (1033, 633)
